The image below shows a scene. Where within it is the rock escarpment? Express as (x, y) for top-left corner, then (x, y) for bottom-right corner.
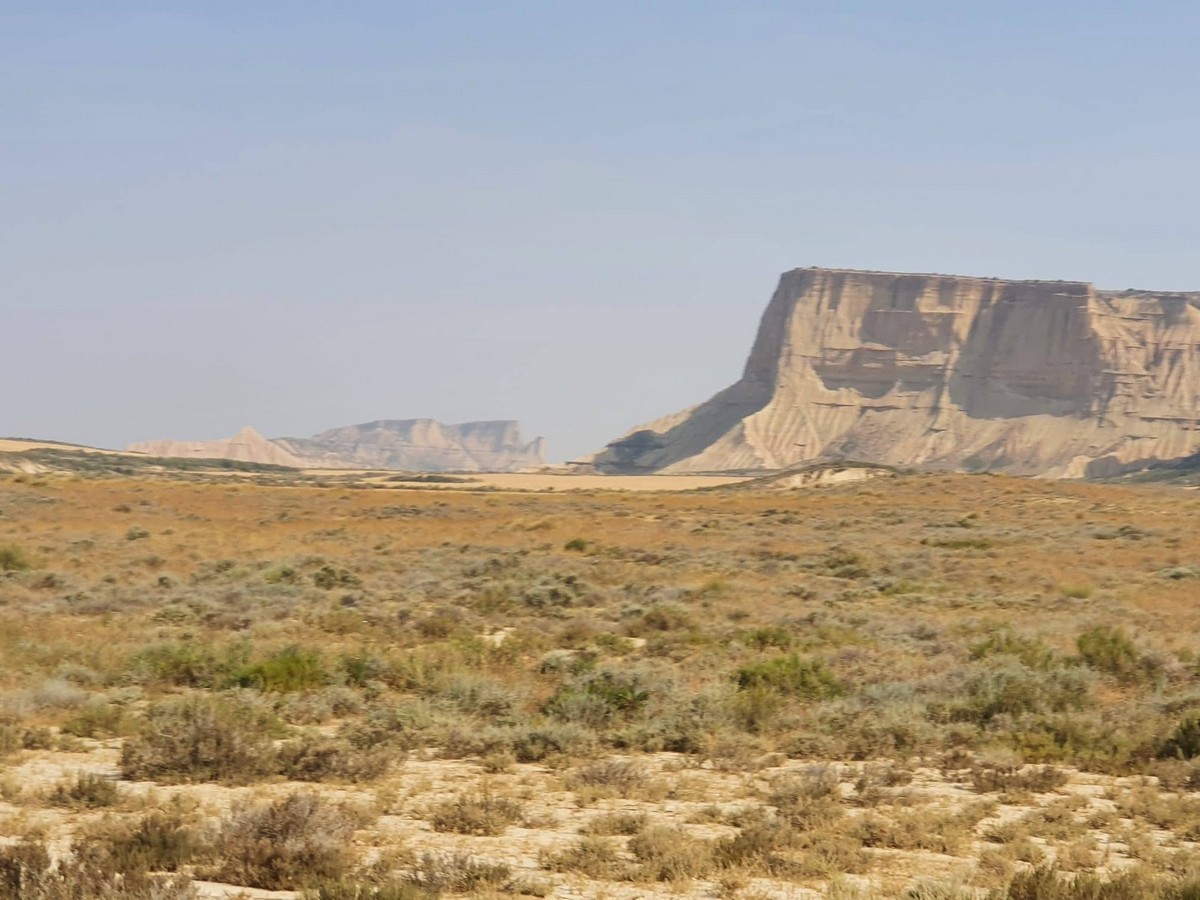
(591, 267), (1200, 477)
(127, 420), (545, 472)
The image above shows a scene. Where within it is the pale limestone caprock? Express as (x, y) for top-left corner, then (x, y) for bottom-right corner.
(591, 267), (1200, 477)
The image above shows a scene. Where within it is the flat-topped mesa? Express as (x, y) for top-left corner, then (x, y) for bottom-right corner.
(591, 267), (1200, 477)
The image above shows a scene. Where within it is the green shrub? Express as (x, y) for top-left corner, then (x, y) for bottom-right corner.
(312, 566), (360, 590)
(131, 641), (249, 689)
(234, 645), (328, 692)
(545, 668), (651, 727)
(0, 544), (31, 572)
(1160, 711), (1200, 760)
(970, 629), (1058, 670)
(1076, 626), (1143, 683)
(61, 702), (125, 739)
(957, 658), (1093, 724)
(734, 654), (842, 699)
(740, 626), (794, 651)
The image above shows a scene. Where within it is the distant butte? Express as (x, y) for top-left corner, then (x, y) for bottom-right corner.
(127, 420), (545, 472)
(589, 267), (1200, 477)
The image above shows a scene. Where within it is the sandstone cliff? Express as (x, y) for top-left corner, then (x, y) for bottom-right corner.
(127, 426), (307, 467)
(278, 419), (546, 472)
(127, 420), (545, 472)
(590, 267), (1200, 477)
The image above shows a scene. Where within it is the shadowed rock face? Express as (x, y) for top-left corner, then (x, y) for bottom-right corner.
(591, 267), (1200, 477)
(128, 421), (545, 472)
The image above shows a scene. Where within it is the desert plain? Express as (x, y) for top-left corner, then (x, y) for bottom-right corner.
(2, 465), (1200, 899)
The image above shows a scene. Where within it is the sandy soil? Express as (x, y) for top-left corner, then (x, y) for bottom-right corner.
(346, 472), (751, 492)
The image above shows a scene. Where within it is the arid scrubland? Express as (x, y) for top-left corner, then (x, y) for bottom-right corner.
(1, 469), (1200, 898)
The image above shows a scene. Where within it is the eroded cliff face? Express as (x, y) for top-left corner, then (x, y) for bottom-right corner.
(591, 268), (1200, 477)
(128, 420), (546, 472)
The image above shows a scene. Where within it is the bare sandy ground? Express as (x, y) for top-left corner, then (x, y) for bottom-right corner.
(349, 472), (751, 492)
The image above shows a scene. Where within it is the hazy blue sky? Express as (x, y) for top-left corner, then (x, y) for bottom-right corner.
(4, 2), (1198, 461)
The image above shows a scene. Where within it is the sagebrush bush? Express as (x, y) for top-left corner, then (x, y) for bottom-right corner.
(208, 792), (359, 890)
(627, 825), (715, 882)
(120, 694), (279, 784)
(0, 837), (198, 900)
(429, 788), (524, 835)
(78, 810), (200, 874)
(45, 772), (119, 809)
(409, 852), (512, 893)
(277, 734), (394, 782)
(301, 880), (436, 900)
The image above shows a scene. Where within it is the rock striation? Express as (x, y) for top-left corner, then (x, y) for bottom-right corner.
(591, 267), (1200, 477)
(127, 421), (545, 472)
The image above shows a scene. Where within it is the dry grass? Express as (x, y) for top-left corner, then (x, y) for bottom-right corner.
(1, 469), (1200, 896)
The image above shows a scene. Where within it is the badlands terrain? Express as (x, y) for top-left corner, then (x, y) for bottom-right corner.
(1, 462), (1200, 898)
(592, 267), (1200, 478)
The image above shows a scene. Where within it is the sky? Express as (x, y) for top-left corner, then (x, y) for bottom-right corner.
(3, 1), (1199, 461)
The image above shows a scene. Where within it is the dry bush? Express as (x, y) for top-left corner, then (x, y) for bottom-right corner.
(409, 851), (512, 893)
(541, 836), (629, 880)
(566, 758), (649, 794)
(301, 881), (436, 900)
(277, 734), (395, 782)
(429, 788), (524, 836)
(627, 825), (714, 883)
(768, 766), (846, 829)
(0, 838), (198, 900)
(583, 811), (647, 835)
(986, 864), (1200, 899)
(78, 809), (201, 875)
(856, 806), (986, 855)
(207, 792), (360, 890)
(45, 772), (119, 809)
(970, 765), (1069, 795)
(120, 694), (279, 784)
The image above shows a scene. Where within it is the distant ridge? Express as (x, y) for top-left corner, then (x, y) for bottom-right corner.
(126, 420), (545, 472)
(127, 426), (307, 467)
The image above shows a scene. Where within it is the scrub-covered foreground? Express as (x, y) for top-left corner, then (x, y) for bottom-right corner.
(1, 470), (1200, 898)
